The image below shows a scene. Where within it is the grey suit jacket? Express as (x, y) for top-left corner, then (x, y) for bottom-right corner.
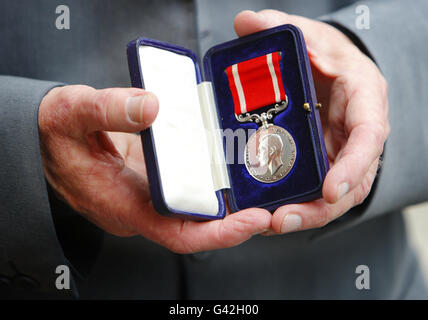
(1, 0), (427, 299)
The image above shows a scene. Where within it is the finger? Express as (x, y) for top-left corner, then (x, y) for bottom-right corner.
(84, 163), (271, 245)
(61, 85), (159, 134)
(233, 9), (358, 77)
(272, 186), (356, 234)
(271, 159), (378, 234)
(109, 132), (147, 175)
(234, 9), (304, 37)
(271, 199), (336, 234)
(323, 87), (387, 203)
(234, 10), (324, 52)
(233, 10), (269, 37)
(136, 207), (272, 254)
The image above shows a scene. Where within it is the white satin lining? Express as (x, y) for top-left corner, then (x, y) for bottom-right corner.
(138, 45), (219, 215)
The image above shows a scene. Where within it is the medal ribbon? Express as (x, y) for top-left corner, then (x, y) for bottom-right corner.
(226, 52), (286, 116)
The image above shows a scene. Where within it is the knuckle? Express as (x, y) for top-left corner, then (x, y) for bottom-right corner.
(159, 223), (195, 254)
(92, 89), (114, 128)
(62, 85), (93, 105)
(215, 220), (243, 248)
(48, 85), (97, 132)
(368, 123), (387, 153)
(93, 89), (111, 113)
(94, 88), (113, 107)
(353, 191), (365, 206)
(379, 75), (389, 96)
(215, 222), (229, 246)
(384, 120), (391, 138)
(39, 100), (72, 136)
(354, 178), (372, 205)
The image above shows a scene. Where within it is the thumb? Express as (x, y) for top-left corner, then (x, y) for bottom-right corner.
(69, 86), (159, 133)
(234, 10), (321, 53)
(234, 10), (270, 37)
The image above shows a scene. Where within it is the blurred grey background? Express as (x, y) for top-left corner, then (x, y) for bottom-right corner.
(404, 202), (428, 281)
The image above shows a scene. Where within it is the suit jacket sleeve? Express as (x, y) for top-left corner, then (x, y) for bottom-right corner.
(314, 0), (428, 238)
(0, 75), (101, 298)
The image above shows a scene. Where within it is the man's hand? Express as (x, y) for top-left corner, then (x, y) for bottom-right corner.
(234, 10), (390, 234)
(39, 85), (271, 253)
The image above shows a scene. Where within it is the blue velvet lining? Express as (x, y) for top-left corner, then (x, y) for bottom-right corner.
(204, 26), (324, 211)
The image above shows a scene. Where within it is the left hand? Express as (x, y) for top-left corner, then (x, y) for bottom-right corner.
(233, 10), (390, 235)
(39, 85), (271, 253)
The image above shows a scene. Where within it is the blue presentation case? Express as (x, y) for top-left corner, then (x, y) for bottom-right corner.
(127, 24), (329, 220)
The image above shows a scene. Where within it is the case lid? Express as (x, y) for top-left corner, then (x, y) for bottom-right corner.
(127, 38), (228, 220)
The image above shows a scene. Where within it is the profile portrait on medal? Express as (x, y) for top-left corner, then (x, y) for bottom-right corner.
(256, 133), (284, 176)
(245, 125), (296, 182)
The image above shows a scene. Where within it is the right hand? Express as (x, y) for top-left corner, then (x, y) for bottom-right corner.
(38, 85), (271, 253)
(234, 10), (389, 235)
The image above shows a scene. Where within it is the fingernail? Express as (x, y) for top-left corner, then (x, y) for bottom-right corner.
(280, 214), (302, 234)
(337, 182), (349, 201)
(126, 93), (157, 124)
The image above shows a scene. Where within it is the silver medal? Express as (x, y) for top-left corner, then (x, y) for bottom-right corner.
(245, 124), (296, 183)
(236, 97), (296, 183)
